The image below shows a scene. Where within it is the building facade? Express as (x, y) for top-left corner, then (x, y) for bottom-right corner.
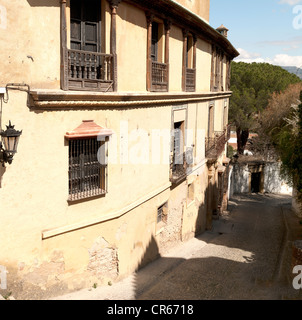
(0, 0), (238, 298)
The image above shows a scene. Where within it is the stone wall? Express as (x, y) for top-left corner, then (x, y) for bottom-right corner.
(230, 160), (292, 196)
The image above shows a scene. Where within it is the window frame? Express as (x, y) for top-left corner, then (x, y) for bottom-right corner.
(60, 0), (119, 92)
(146, 14), (170, 92)
(187, 182), (195, 207)
(70, 0), (102, 53)
(182, 31), (196, 92)
(157, 202), (168, 225)
(68, 137), (108, 202)
(211, 45), (225, 92)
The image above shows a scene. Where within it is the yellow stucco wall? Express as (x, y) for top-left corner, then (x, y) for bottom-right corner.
(0, 0), (227, 93)
(116, 2), (147, 92)
(0, 0), (61, 89)
(196, 39), (212, 92)
(174, 0), (210, 22)
(0, 0), (232, 298)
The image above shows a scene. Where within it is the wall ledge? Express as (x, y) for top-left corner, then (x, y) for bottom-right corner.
(42, 182), (172, 240)
(29, 90), (232, 109)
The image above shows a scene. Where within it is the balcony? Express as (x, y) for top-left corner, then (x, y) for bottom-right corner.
(205, 130), (227, 160)
(170, 148), (193, 184)
(185, 68), (196, 92)
(225, 124), (231, 142)
(151, 61), (168, 92)
(66, 49), (114, 92)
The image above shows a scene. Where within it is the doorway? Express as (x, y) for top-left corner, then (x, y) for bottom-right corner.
(251, 172), (261, 193)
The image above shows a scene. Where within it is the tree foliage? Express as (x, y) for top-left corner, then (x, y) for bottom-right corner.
(229, 62), (302, 154)
(257, 84), (302, 207)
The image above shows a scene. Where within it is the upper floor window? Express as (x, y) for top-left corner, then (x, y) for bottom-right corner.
(225, 58), (231, 91)
(61, 0), (118, 92)
(70, 0), (101, 53)
(146, 15), (170, 92)
(182, 31), (196, 92)
(151, 21), (159, 62)
(211, 45), (225, 92)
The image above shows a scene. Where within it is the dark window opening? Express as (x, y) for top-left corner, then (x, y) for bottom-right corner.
(157, 202), (168, 224)
(70, 0), (101, 53)
(68, 138), (107, 201)
(151, 21), (159, 62)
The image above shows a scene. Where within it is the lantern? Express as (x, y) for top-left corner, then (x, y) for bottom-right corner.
(0, 121), (22, 165)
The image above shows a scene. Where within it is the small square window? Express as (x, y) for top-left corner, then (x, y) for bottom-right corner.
(187, 183), (195, 205)
(157, 202), (168, 224)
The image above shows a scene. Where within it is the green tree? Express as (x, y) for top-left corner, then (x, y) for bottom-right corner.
(229, 62), (301, 154)
(258, 84), (302, 209)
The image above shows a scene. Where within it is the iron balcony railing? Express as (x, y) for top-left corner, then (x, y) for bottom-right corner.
(170, 148), (193, 184)
(225, 124), (231, 142)
(205, 131), (226, 159)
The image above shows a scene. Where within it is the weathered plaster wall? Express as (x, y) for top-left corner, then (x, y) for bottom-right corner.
(230, 161), (293, 196)
(292, 188), (302, 218)
(0, 0), (231, 299)
(0, 0), (61, 89)
(174, 0), (210, 22)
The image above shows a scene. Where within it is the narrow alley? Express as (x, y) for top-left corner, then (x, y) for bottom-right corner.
(54, 194), (302, 300)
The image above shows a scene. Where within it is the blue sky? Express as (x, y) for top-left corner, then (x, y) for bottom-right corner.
(209, 0), (302, 68)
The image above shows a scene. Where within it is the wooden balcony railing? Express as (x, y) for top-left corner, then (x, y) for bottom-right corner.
(205, 131), (226, 160)
(151, 61), (168, 92)
(67, 49), (114, 92)
(185, 68), (196, 92)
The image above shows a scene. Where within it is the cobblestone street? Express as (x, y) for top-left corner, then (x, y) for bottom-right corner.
(54, 194), (302, 300)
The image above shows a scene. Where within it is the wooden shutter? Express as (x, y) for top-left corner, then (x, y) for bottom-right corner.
(70, 0), (101, 53)
(70, 0), (82, 50)
(208, 105), (214, 138)
(151, 22), (159, 62)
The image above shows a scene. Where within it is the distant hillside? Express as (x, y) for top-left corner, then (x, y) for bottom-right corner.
(281, 66), (302, 80)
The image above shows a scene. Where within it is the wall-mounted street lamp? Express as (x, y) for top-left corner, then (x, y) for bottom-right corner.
(0, 86), (23, 167)
(0, 121), (22, 166)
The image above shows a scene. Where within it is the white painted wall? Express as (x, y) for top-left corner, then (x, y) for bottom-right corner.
(229, 161), (292, 196)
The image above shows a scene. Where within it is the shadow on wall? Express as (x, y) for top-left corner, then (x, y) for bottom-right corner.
(133, 232), (259, 300)
(132, 194), (296, 300)
(26, 0), (59, 7)
(132, 176), (232, 299)
(0, 165), (6, 188)
(134, 179), (215, 273)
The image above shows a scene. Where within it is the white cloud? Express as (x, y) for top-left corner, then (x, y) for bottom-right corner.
(235, 48), (302, 68)
(271, 53), (302, 66)
(236, 48), (261, 60)
(279, 0), (302, 5)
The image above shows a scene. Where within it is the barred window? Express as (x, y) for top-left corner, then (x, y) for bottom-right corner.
(157, 202), (168, 224)
(68, 138), (107, 201)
